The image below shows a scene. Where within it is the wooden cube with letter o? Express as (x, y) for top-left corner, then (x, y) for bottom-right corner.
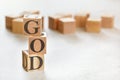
(29, 32), (46, 55)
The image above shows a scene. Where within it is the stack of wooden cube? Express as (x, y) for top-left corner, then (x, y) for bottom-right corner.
(22, 14), (46, 72)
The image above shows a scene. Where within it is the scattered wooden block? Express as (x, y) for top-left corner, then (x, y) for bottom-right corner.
(48, 15), (62, 30)
(5, 14), (22, 30)
(12, 18), (24, 34)
(74, 12), (90, 28)
(86, 18), (101, 33)
(101, 15), (114, 28)
(58, 18), (76, 34)
(48, 14), (72, 30)
(29, 32), (46, 54)
(23, 14), (42, 36)
(22, 50), (44, 72)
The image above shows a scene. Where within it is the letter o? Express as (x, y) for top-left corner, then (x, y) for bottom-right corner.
(30, 39), (45, 53)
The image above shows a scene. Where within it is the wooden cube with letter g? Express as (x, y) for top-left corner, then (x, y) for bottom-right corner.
(23, 14), (43, 36)
(29, 32), (46, 55)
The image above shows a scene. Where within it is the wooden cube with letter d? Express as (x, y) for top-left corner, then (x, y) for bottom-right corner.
(22, 50), (44, 72)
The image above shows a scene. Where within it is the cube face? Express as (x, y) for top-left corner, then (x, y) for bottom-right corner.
(58, 18), (76, 34)
(23, 15), (42, 36)
(29, 32), (46, 55)
(79, 16), (87, 27)
(86, 19), (101, 33)
(12, 18), (24, 34)
(101, 16), (114, 28)
(48, 16), (59, 30)
(55, 13), (72, 18)
(22, 50), (29, 71)
(5, 16), (18, 30)
(6, 16), (12, 29)
(74, 16), (81, 27)
(63, 22), (76, 34)
(42, 17), (44, 30)
(74, 13), (89, 28)
(22, 50), (44, 72)
(58, 20), (63, 33)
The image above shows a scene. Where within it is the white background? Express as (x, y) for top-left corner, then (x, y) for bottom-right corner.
(0, 0), (120, 80)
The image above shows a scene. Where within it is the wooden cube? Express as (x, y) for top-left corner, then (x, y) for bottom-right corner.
(74, 12), (90, 28)
(5, 14), (22, 30)
(12, 18), (24, 34)
(58, 18), (76, 34)
(48, 15), (62, 30)
(22, 50), (44, 72)
(48, 14), (72, 30)
(101, 15), (114, 28)
(86, 19), (101, 33)
(23, 14), (42, 36)
(29, 32), (46, 54)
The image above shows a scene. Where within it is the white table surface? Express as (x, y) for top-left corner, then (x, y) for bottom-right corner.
(0, 0), (120, 80)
